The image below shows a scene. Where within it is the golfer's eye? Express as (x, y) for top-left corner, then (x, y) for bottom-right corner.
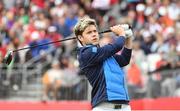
(93, 30), (97, 33)
(87, 31), (92, 34)
(87, 30), (97, 34)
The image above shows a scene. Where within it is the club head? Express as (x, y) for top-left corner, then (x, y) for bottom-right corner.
(3, 51), (13, 65)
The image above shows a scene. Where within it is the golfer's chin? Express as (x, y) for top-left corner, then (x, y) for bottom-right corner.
(84, 41), (99, 46)
(92, 41), (99, 45)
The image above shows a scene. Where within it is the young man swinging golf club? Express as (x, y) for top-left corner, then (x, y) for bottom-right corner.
(74, 17), (133, 111)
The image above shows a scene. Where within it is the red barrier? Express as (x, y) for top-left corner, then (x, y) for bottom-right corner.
(0, 98), (180, 110)
(130, 97), (180, 110)
(0, 101), (91, 110)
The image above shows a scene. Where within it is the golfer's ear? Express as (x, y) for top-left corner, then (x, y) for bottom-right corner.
(78, 35), (83, 41)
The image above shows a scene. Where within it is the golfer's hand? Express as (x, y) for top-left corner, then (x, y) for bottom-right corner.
(110, 25), (125, 37)
(119, 24), (134, 39)
(125, 29), (134, 39)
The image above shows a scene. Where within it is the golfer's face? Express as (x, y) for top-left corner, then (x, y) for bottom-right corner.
(82, 25), (99, 45)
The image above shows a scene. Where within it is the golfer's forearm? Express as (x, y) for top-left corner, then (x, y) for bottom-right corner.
(114, 47), (132, 67)
(124, 38), (133, 49)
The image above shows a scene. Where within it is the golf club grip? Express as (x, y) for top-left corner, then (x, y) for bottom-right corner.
(99, 29), (111, 34)
(99, 25), (132, 34)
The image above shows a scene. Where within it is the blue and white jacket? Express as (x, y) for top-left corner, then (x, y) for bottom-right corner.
(78, 37), (132, 108)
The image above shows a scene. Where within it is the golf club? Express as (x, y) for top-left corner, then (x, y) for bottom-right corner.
(3, 25), (132, 65)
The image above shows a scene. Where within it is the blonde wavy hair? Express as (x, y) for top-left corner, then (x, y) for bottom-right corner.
(74, 17), (97, 37)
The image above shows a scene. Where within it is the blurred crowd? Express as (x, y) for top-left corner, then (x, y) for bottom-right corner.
(0, 0), (180, 100)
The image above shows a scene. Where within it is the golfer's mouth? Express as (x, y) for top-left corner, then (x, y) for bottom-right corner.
(92, 38), (98, 41)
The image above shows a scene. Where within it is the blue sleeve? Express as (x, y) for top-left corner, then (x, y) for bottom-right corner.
(113, 47), (132, 67)
(80, 37), (125, 66)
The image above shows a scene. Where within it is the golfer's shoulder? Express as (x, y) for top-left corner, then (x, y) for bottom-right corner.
(79, 45), (98, 54)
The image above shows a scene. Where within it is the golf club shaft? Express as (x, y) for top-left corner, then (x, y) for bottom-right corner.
(12, 29), (112, 52)
(12, 37), (77, 52)
(11, 27), (133, 52)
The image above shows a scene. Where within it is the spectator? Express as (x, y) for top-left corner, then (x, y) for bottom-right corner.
(127, 58), (142, 87)
(54, 16), (71, 38)
(42, 60), (63, 101)
(47, 26), (62, 48)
